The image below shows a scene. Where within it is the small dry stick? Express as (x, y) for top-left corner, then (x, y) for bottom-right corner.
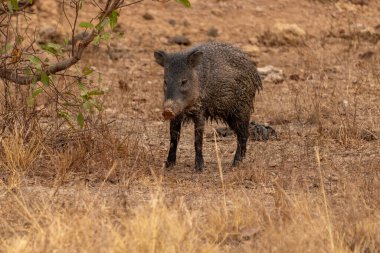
(213, 128), (227, 218)
(315, 146), (335, 253)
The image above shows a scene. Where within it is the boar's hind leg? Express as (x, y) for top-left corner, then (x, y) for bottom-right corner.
(227, 116), (249, 167)
(193, 116), (205, 172)
(166, 117), (182, 168)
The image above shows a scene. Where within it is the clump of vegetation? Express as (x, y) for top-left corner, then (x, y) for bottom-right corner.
(0, 0), (379, 252)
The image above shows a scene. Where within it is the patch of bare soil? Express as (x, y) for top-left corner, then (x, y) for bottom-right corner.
(1, 0), (379, 252)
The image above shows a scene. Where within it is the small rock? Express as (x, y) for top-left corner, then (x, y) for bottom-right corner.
(107, 43), (129, 61)
(375, 24), (380, 33)
(255, 6), (264, 13)
(38, 26), (62, 44)
(168, 35), (191, 46)
(335, 2), (358, 12)
(359, 50), (375, 59)
(159, 36), (168, 44)
(257, 65), (284, 83)
(334, 24), (380, 44)
(216, 121), (277, 141)
(168, 19), (176, 26)
(265, 72), (284, 83)
(183, 20), (191, 27)
(240, 227), (260, 241)
(104, 108), (117, 115)
(349, 0), (369, 5)
(268, 159), (280, 167)
(360, 129), (377, 141)
(216, 127), (234, 138)
(357, 27), (380, 44)
(289, 73), (300, 81)
(342, 99), (349, 108)
(250, 122), (277, 141)
(260, 23), (306, 46)
(118, 80), (130, 91)
(329, 66), (343, 74)
(113, 23), (124, 33)
(248, 37), (259, 45)
(207, 27), (219, 37)
(143, 12), (154, 20)
(243, 45), (260, 55)
(211, 9), (223, 17)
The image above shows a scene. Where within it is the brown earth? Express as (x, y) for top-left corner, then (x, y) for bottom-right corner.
(1, 0), (380, 252)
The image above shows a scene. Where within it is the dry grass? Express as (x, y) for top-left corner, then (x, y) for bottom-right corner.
(1, 0), (380, 252)
(0, 171), (379, 252)
(0, 113), (378, 252)
(0, 127), (41, 190)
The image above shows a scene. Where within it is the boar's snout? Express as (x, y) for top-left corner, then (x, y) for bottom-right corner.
(162, 100), (181, 120)
(162, 109), (175, 120)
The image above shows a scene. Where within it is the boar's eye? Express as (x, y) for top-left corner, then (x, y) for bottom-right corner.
(181, 79), (188, 86)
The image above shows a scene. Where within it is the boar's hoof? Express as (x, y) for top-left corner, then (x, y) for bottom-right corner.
(165, 160), (176, 168)
(195, 160), (204, 172)
(232, 159), (242, 167)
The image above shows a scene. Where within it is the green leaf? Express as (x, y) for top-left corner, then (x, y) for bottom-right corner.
(100, 32), (111, 41)
(82, 99), (102, 112)
(77, 80), (85, 91)
(7, 2), (13, 14)
(10, 0), (19, 11)
(29, 56), (42, 69)
(92, 100), (102, 111)
(0, 43), (12, 54)
(15, 35), (23, 45)
(93, 35), (101, 46)
(76, 113), (85, 128)
(82, 100), (93, 111)
(87, 89), (104, 96)
(40, 43), (62, 55)
(23, 67), (33, 76)
(58, 111), (74, 128)
(32, 87), (43, 97)
(176, 0), (191, 8)
(82, 66), (94, 76)
(40, 72), (49, 86)
(114, 31), (124, 38)
(79, 22), (94, 29)
(96, 17), (110, 31)
(26, 96), (34, 107)
(47, 43), (61, 50)
(31, 75), (39, 85)
(109, 10), (119, 30)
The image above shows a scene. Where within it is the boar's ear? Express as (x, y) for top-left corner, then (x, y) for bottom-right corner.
(187, 50), (203, 68)
(154, 50), (166, 67)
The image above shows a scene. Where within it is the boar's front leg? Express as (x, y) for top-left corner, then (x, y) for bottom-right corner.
(193, 116), (205, 172)
(166, 117), (182, 168)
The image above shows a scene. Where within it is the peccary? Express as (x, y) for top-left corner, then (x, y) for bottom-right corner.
(154, 41), (262, 171)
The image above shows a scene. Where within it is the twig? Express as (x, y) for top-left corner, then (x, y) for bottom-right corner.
(213, 128), (227, 218)
(314, 146), (335, 253)
(0, 0), (127, 86)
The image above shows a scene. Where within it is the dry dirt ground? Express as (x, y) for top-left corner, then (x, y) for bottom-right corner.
(1, 0), (380, 252)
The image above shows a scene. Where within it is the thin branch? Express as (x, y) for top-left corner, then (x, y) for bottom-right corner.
(0, 0), (126, 86)
(71, 1), (80, 56)
(0, 0), (36, 16)
(119, 0), (144, 8)
(62, 0), (74, 35)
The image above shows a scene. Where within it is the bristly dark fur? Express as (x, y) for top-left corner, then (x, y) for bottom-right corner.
(155, 41), (263, 171)
(192, 41), (262, 122)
